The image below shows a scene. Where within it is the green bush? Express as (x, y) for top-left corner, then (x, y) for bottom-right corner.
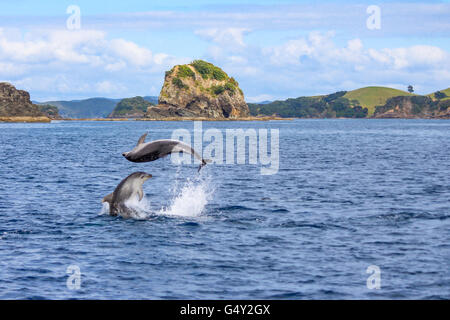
(172, 77), (188, 89)
(165, 69), (173, 78)
(225, 82), (236, 92)
(210, 85), (225, 95)
(434, 91), (448, 100)
(177, 65), (195, 79)
(191, 60), (228, 80)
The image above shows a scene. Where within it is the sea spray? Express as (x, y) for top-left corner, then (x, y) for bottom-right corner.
(98, 170), (214, 219)
(159, 176), (213, 218)
(99, 202), (110, 216)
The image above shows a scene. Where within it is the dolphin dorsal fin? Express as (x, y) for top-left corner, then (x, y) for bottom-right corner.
(137, 132), (148, 146)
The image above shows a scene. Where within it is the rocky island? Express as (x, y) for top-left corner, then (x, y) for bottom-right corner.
(145, 60), (250, 119)
(0, 82), (60, 122)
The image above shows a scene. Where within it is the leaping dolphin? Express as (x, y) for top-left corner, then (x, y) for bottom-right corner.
(102, 171), (152, 219)
(122, 132), (211, 172)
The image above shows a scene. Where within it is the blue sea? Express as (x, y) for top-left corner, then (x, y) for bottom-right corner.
(0, 119), (449, 299)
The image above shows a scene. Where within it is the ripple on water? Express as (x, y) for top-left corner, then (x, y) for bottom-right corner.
(0, 119), (449, 299)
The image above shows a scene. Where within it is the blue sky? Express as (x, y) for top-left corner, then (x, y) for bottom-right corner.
(0, 0), (449, 101)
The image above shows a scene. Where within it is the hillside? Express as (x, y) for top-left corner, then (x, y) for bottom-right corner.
(427, 88), (450, 101)
(108, 96), (154, 118)
(146, 60), (249, 119)
(343, 86), (414, 115)
(248, 91), (368, 118)
(37, 96), (157, 118)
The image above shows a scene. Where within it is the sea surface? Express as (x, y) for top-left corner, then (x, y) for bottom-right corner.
(0, 119), (449, 299)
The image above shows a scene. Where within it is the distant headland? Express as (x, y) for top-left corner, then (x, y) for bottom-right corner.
(1, 60), (449, 122)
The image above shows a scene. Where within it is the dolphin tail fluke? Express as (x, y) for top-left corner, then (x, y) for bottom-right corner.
(198, 159), (212, 172)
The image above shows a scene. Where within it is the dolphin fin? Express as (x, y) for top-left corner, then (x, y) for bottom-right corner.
(138, 189), (143, 201)
(137, 132), (148, 146)
(102, 193), (113, 204)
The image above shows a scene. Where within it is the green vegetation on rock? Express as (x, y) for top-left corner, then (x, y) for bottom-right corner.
(177, 65), (195, 79)
(192, 60), (228, 81)
(374, 96), (450, 116)
(210, 85), (225, 95)
(172, 77), (189, 90)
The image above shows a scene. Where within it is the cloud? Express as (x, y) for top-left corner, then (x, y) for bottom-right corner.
(198, 29), (450, 99)
(0, 28), (184, 99)
(195, 28), (250, 48)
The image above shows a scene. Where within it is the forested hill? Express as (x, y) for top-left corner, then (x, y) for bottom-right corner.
(248, 91), (368, 118)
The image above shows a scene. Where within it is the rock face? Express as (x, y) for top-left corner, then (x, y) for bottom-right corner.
(108, 96), (154, 118)
(373, 96), (450, 119)
(0, 82), (46, 117)
(146, 60), (249, 119)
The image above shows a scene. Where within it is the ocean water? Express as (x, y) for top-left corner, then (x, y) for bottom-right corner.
(0, 119), (449, 299)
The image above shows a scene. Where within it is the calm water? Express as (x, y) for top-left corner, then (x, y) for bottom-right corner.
(0, 119), (449, 299)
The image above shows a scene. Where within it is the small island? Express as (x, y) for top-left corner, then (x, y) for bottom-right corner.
(145, 60), (250, 119)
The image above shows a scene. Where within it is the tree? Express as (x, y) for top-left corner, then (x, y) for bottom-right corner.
(408, 85), (414, 93)
(434, 91), (447, 100)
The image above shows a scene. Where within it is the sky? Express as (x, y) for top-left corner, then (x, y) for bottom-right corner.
(0, 0), (449, 101)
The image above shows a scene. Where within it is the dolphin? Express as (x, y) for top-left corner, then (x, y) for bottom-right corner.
(102, 171), (152, 218)
(122, 132), (211, 172)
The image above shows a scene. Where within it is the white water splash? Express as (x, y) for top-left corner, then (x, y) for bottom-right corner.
(99, 202), (110, 215)
(158, 178), (213, 217)
(99, 174), (214, 220)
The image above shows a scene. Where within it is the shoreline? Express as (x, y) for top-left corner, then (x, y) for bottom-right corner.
(0, 116), (51, 123)
(1, 116), (449, 123)
(59, 116), (292, 121)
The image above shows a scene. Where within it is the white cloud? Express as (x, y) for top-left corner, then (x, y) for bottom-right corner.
(95, 80), (126, 94)
(195, 28), (250, 48)
(198, 29), (450, 99)
(0, 28), (184, 99)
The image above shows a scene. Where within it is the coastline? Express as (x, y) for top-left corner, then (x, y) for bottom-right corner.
(58, 115), (292, 121)
(0, 116), (51, 123)
(2, 115), (449, 123)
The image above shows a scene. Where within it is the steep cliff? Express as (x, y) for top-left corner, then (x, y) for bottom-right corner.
(0, 82), (46, 117)
(373, 96), (450, 119)
(146, 60), (249, 119)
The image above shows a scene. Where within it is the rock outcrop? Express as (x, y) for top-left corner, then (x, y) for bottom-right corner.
(373, 96), (450, 119)
(145, 60), (249, 119)
(0, 82), (47, 117)
(108, 96), (154, 118)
